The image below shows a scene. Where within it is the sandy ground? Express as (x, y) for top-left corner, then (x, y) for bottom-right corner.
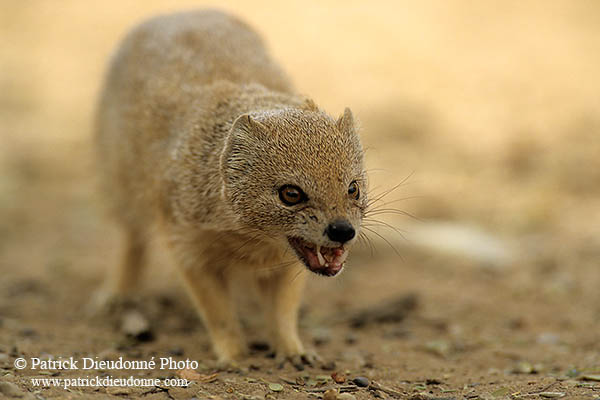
(1, 1), (599, 399)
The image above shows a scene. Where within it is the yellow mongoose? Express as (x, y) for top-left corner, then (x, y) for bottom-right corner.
(95, 9), (367, 368)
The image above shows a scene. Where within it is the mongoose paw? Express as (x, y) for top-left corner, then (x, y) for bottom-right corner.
(214, 358), (242, 372)
(85, 288), (136, 318)
(276, 350), (322, 371)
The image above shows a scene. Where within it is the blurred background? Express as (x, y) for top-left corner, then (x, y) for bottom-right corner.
(1, 1), (599, 398)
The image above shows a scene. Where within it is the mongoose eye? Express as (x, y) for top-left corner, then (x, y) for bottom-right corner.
(279, 185), (307, 206)
(348, 181), (360, 200)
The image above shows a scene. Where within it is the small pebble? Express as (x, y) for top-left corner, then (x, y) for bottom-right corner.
(537, 332), (560, 345)
(0, 382), (24, 397)
(106, 387), (131, 396)
(0, 353), (9, 363)
(345, 332), (358, 344)
(512, 361), (533, 374)
(268, 382), (283, 392)
(492, 387), (511, 397)
(565, 368), (579, 378)
(331, 371), (346, 383)
(340, 351), (365, 368)
(352, 376), (370, 387)
(383, 326), (410, 338)
(539, 392), (565, 398)
(581, 374), (600, 382)
(321, 360), (336, 371)
(323, 389), (338, 400)
(408, 394), (431, 400)
(19, 328), (37, 337)
(121, 310), (154, 342)
(424, 340), (450, 357)
(97, 349), (119, 361)
(312, 328), (332, 346)
(168, 347), (184, 356)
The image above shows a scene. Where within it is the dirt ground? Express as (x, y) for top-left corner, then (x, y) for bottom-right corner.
(1, 1), (599, 399)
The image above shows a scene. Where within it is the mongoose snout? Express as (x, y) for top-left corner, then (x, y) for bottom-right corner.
(325, 219), (356, 244)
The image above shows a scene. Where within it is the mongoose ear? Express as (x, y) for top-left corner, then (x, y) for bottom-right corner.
(220, 114), (267, 185)
(336, 107), (355, 133)
(230, 113), (268, 137)
(303, 98), (319, 111)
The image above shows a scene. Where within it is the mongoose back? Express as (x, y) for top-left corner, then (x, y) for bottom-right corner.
(95, 9), (367, 368)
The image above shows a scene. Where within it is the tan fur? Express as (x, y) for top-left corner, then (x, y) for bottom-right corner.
(95, 9), (367, 365)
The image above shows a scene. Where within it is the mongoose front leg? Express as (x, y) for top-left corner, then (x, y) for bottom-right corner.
(88, 229), (147, 314)
(179, 260), (245, 365)
(257, 266), (316, 370)
(113, 229), (147, 294)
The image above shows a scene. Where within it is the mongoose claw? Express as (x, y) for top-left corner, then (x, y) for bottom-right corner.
(277, 351), (322, 371)
(85, 288), (133, 318)
(301, 350), (323, 366)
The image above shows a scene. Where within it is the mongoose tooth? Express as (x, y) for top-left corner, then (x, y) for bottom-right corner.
(316, 245), (326, 266)
(338, 250), (349, 264)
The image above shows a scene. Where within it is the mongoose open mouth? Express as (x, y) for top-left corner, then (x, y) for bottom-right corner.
(287, 237), (348, 277)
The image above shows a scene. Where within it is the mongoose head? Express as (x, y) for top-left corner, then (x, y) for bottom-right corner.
(221, 106), (367, 276)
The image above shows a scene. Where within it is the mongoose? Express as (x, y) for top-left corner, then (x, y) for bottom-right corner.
(95, 9), (367, 368)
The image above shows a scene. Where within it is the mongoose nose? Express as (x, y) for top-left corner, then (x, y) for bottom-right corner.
(325, 219), (355, 244)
